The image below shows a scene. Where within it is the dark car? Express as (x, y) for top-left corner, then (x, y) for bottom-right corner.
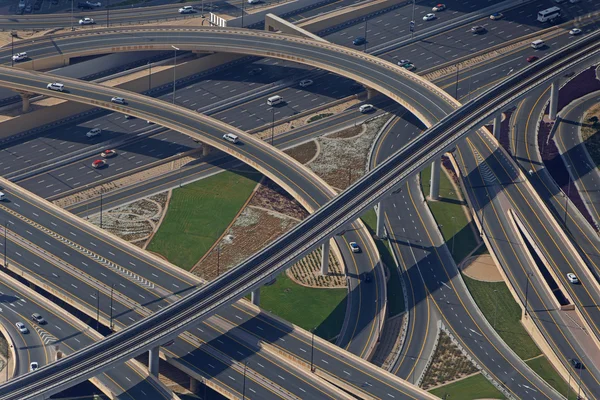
(471, 25), (485, 34)
(24, 4), (32, 12)
(248, 67), (262, 76)
(526, 55), (539, 63)
(15, 7), (24, 14)
(77, 2), (94, 8)
(353, 36), (366, 46)
(361, 272), (372, 283)
(571, 358), (583, 369)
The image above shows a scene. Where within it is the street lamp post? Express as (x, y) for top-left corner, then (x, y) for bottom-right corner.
(410, 0), (416, 38)
(242, 362), (247, 400)
(241, 0), (244, 28)
(96, 289), (100, 331)
(271, 105), (275, 145)
(148, 61), (152, 92)
(524, 272), (533, 316)
(493, 289), (498, 328)
(11, 35), (14, 67)
(109, 284), (114, 331)
(363, 18), (368, 52)
(100, 191), (104, 229)
(565, 165), (572, 224)
(171, 46), (180, 104)
(454, 64), (459, 100)
(310, 328), (315, 372)
(451, 216), (456, 256)
(3, 222), (7, 268)
(106, 0), (110, 27)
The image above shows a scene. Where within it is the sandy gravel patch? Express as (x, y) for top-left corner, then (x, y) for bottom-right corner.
(461, 254), (503, 282)
(248, 177), (309, 221)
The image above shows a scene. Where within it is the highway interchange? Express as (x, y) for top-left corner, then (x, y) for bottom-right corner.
(0, 0), (600, 398)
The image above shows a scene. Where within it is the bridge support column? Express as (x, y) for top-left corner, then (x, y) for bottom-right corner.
(492, 113), (502, 139)
(429, 158), (441, 200)
(251, 288), (260, 306)
(20, 92), (31, 113)
(549, 80), (559, 120)
(320, 240), (330, 276)
(376, 202), (385, 238)
(189, 377), (199, 394)
(202, 144), (212, 156)
(148, 346), (159, 377)
(365, 86), (379, 100)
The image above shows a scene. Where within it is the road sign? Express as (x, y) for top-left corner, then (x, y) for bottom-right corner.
(409, 20), (415, 32)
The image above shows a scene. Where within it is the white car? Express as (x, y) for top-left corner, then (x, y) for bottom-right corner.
(299, 79), (313, 88)
(29, 362), (38, 372)
(359, 104), (374, 113)
(15, 322), (28, 334)
(423, 13), (436, 21)
(569, 28), (582, 35)
(86, 0), (101, 6)
(79, 17), (94, 25)
(46, 82), (64, 92)
(86, 128), (101, 138)
(12, 52), (27, 62)
(248, 0), (260, 3)
(566, 273), (579, 284)
(178, 5), (194, 13)
(111, 96), (126, 104)
(349, 242), (361, 253)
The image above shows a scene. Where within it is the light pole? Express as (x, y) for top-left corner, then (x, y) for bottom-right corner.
(493, 289), (498, 328)
(363, 18), (368, 52)
(271, 105), (275, 145)
(147, 61), (152, 91)
(242, 361), (247, 399)
(201, 0), (204, 17)
(451, 216), (456, 256)
(71, 0), (74, 31)
(375, 298), (380, 343)
(241, 0), (244, 28)
(171, 46), (179, 104)
(100, 191), (104, 229)
(3, 222), (7, 268)
(524, 272), (533, 316)
(109, 284), (114, 331)
(410, 0), (416, 38)
(215, 244), (221, 278)
(454, 64), (460, 100)
(310, 328), (316, 372)
(565, 165), (572, 224)
(106, 0), (110, 27)
(11, 35), (14, 67)
(96, 288), (100, 331)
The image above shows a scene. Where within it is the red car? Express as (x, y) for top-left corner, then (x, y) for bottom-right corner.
(526, 56), (539, 63)
(91, 159), (107, 169)
(101, 149), (117, 158)
(432, 3), (445, 11)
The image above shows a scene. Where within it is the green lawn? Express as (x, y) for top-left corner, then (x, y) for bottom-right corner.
(462, 275), (541, 360)
(430, 373), (506, 399)
(260, 273), (347, 340)
(421, 165), (479, 263)
(361, 209), (405, 316)
(527, 356), (576, 399)
(147, 169), (261, 270)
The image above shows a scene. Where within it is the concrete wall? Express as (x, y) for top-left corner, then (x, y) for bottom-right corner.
(0, 52), (244, 140)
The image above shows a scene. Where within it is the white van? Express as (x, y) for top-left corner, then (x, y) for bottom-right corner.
(223, 133), (239, 143)
(359, 104), (374, 113)
(531, 39), (545, 49)
(0, 191), (5, 201)
(86, 128), (101, 138)
(46, 82), (64, 92)
(267, 95), (283, 106)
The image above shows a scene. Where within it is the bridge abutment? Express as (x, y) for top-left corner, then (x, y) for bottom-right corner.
(148, 346), (159, 377)
(375, 202), (385, 238)
(320, 240), (330, 276)
(429, 158), (441, 200)
(549, 80), (559, 120)
(492, 113), (502, 139)
(251, 288), (260, 306)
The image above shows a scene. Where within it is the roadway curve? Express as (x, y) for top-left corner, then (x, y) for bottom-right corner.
(2, 26), (598, 398)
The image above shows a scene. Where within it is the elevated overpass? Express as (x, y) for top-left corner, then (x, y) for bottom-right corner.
(0, 25), (598, 400)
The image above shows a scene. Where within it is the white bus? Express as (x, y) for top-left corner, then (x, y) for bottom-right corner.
(537, 6), (561, 22)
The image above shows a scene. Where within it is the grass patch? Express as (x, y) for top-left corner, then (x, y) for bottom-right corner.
(260, 273), (347, 340)
(361, 209), (405, 316)
(147, 169), (261, 270)
(430, 373), (506, 399)
(527, 356), (575, 399)
(307, 113), (333, 123)
(421, 165), (479, 263)
(462, 275), (541, 360)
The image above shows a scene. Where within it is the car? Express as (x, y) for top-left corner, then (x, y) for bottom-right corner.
(223, 133), (239, 143)
(101, 149), (117, 158)
(15, 7), (24, 14)
(299, 79), (313, 88)
(526, 55), (539, 63)
(79, 17), (94, 25)
(569, 28), (582, 35)
(15, 322), (28, 334)
(178, 5), (194, 13)
(12, 52), (27, 62)
(399, 62), (416, 71)
(471, 25), (485, 34)
(86, 0), (101, 6)
(77, 1), (93, 8)
(24, 5), (32, 12)
(124, 114), (133, 119)
(349, 242), (361, 253)
(248, 0), (260, 3)
(571, 358), (582, 369)
(361, 272), (372, 283)
(86, 128), (101, 138)
(248, 67), (263, 76)
(0, 192), (5, 201)
(432, 3), (445, 11)
(91, 159), (107, 169)
(46, 82), (64, 92)
(29, 362), (38, 372)
(566, 273), (579, 283)
(423, 13), (436, 21)
(359, 104), (374, 113)
(110, 96), (126, 104)
(353, 36), (366, 46)
(31, 313), (46, 325)
(397, 59), (410, 65)
(490, 12), (503, 20)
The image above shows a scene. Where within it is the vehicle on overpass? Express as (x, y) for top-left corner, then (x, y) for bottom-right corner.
(101, 149), (117, 158)
(537, 6), (561, 22)
(79, 17), (95, 25)
(12, 52), (27, 62)
(489, 12), (503, 20)
(178, 6), (194, 14)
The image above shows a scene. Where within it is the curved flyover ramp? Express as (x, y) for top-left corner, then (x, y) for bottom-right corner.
(2, 28), (599, 400)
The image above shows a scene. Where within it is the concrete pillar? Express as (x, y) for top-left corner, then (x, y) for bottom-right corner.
(251, 288), (260, 306)
(189, 377), (199, 394)
(366, 86), (378, 100)
(202, 144), (212, 156)
(429, 158), (441, 200)
(320, 240), (330, 276)
(492, 113), (502, 139)
(376, 202), (385, 238)
(148, 346), (159, 377)
(20, 93), (31, 113)
(549, 80), (559, 120)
